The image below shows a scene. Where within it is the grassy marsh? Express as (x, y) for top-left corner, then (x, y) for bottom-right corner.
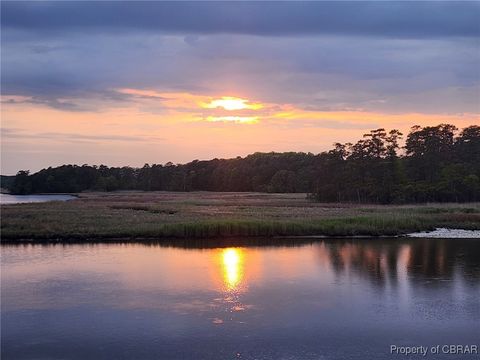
(1, 192), (479, 241)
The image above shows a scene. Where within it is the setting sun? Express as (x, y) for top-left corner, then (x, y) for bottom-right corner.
(202, 97), (263, 111)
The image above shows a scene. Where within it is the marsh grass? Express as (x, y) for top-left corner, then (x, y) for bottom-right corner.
(1, 192), (479, 241)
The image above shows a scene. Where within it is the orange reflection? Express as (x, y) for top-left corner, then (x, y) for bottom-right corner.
(221, 248), (244, 290)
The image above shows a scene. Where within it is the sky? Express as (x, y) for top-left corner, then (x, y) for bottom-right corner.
(1, 1), (479, 174)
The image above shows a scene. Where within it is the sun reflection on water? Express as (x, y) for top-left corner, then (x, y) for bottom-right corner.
(222, 248), (244, 291)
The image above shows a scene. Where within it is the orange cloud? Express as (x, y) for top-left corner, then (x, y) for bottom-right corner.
(207, 116), (259, 124)
(113, 89), (480, 129)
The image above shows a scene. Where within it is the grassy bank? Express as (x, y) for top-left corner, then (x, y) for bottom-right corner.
(1, 192), (479, 241)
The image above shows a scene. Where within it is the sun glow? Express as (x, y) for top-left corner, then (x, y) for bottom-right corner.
(202, 97), (263, 111)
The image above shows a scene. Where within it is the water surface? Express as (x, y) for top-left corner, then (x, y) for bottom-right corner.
(1, 238), (479, 359)
(0, 193), (76, 204)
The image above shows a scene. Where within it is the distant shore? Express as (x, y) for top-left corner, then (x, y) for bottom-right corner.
(1, 192), (479, 242)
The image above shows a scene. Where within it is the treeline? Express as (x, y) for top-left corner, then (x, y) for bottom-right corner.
(7, 124), (480, 203)
(316, 124), (479, 203)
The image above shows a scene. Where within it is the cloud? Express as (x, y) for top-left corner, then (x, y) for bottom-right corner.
(1, 1), (478, 122)
(1, 128), (165, 143)
(2, 2), (479, 39)
(2, 31), (479, 115)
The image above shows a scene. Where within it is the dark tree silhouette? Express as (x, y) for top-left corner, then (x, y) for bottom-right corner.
(6, 124), (480, 203)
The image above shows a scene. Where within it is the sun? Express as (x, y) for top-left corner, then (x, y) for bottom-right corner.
(202, 96), (263, 111)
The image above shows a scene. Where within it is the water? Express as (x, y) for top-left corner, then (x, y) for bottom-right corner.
(1, 239), (479, 360)
(0, 193), (76, 204)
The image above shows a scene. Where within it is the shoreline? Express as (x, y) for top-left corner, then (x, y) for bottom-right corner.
(2, 228), (479, 244)
(0, 234), (402, 243)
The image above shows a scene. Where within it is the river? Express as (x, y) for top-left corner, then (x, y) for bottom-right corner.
(1, 238), (479, 359)
(0, 194), (76, 204)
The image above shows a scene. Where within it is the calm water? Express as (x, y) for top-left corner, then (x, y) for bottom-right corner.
(0, 194), (76, 204)
(1, 239), (479, 360)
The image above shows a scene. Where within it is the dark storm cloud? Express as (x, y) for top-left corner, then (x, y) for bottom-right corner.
(2, 1), (480, 39)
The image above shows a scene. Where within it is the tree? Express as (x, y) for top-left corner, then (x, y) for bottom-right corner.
(11, 171), (31, 194)
(406, 124), (458, 182)
(268, 170), (296, 193)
